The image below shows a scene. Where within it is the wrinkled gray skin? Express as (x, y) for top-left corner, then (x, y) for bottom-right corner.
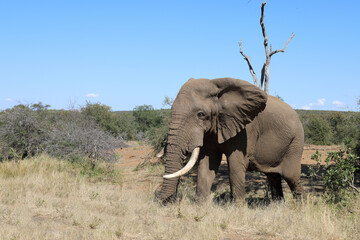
(157, 78), (304, 204)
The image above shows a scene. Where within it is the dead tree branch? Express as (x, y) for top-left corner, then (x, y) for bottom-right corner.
(260, 0), (270, 92)
(239, 0), (294, 94)
(270, 33), (295, 57)
(239, 40), (258, 86)
(350, 183), (360, 193)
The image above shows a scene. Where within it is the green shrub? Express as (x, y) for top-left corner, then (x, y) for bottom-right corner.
(150, 109), (171, 153)
(304, 116), (332, 145)
(327, 112), (347, 145)
(133, 105), (163, 132)
(132, 105), (163, 141)
(309, 141), (359, 203)
(116, 112), (136, 140)
(81, 102), (121, 137)
(326, 112), (360, 147)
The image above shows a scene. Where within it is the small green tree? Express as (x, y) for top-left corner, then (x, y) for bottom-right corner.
(326, 112), (359, 148)
(116, 112), (136, 140)
(81, 102), (120, 136)
(132, 105), (162, 134)
(150, 109), (171, 153)
(30, 102), (51, 111)
(327, 112), (347, 145)
(304, 116), (332, 145)
(162, 96), (174, 108)
(146, 97), (173, 153)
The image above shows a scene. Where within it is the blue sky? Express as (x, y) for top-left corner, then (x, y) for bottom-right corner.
(0, 0), (359, 111)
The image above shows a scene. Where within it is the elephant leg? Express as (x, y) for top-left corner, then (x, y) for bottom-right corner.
(284, 177), (303, 200)
(196, 149), (222, 201)
(281, 142), (304, 200)
(265, 173), (284, 200)
(226, 151), (247, 201)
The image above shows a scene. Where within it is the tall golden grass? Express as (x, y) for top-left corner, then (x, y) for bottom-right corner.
(0, 155), (359, 239)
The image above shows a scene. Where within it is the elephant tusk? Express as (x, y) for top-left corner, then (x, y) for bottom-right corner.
(163, 147), (200, 179)
(156, 148), (164, 158)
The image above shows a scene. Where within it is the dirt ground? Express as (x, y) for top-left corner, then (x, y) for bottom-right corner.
(118, 142), (340, 167)
(117, 143), (342, 197)
(301, 144), (340, 164)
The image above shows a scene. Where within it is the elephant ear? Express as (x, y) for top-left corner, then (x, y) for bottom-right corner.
(211, 78), (267, 144)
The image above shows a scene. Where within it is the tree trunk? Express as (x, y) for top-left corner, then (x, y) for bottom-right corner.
(264, 57), (270, 94)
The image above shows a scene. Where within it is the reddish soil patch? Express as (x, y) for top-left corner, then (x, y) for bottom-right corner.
(301, 144), (340, 165)
(116, 142), (154, 168)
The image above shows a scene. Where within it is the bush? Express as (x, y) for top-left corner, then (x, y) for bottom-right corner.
(133, 105), (163, 132)
(150, 109), (171, 153)
(130, 101), (172, 153)
(344, 113), (360, 154)
(0, 103), (125, 162)
(46, 111), (125, 162)
(116, 112), (136, 140)
(303, 116), (332, 145)
(0, 104), (50, 160)
(132, 105), (163, 140)
(327, 112), (360, 148)
(309, 141), (360, 203)
(81, 102), (121, 137)
(327, 112), (347, 145)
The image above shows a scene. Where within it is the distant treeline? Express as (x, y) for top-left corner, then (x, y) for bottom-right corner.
(297, 110), (360, 149)
(1, 103), (359, 162)
(115, 108), (360, 146)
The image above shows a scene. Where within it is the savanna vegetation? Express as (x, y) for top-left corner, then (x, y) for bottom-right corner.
(0, 102), (126, 162)
(1, 154), (360, 239)
(1, 101), (358, 159)
(0, 100), (359, 239)
(1, 0), (357, 237)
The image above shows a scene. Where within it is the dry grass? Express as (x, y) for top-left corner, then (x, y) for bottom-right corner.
(0, 155), (359, 240)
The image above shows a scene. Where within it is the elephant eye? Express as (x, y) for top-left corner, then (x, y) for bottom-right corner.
(197, 112), (206, 119)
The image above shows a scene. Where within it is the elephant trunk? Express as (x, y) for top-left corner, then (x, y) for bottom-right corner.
(156, 113), (204, 204)
(156, 124), (190, 204)
(157, 147), (184, 203)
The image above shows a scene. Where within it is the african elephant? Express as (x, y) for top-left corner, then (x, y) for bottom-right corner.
(156, 78), (304, 204)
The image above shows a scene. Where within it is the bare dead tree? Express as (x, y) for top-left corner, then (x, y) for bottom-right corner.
(239, 40), (258, 86)
(239, 0), (295, 94)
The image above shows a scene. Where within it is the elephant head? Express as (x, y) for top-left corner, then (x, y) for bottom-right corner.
(156, 78), (267, 204)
